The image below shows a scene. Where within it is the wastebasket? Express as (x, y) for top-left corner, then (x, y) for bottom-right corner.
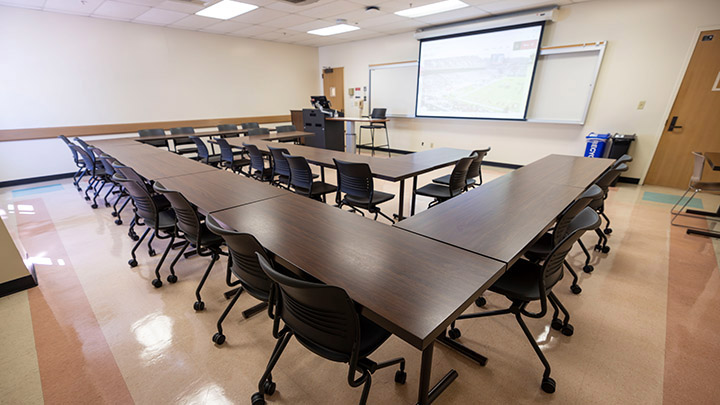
(608, 133), (636, 185)
(584, 133), (611, 158)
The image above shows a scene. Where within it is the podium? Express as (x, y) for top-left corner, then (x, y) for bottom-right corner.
(302, 109), (344, 151)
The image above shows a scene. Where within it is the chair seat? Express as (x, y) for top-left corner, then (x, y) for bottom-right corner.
(185, 224), (224, 247)
(253, 167), (274, 181)
(345, 190), (394, 207)
(146, 209), (176, 230)
(359, 124), (386, 130)
(144, 140), (168, 148)
(489, 259), (545, 302)
(524, 232), (553, 262)
(176, 147), (198, 155)
(152, 194), (171, 211)
(295, 182), (337, 197)
(224, 159), (250, 170)
(432, 174), (476, 187)
(690, 181), (720, 191)
(415, 183), (454, 199)
(203, 155), (223, 165)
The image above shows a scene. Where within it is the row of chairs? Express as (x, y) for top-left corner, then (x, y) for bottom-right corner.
(445, 154), (632, 394)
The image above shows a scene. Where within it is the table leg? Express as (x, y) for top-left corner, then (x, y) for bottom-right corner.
(397, 179), (405, 221)
(345, 121), (357, 154)
(417, 342), (458, 405)
(321, 167), (325, 183)
(437, 329), (488, 366)
(411, 176), (418, 216)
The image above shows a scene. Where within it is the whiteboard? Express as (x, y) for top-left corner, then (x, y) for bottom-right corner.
(369, 62), (418, 117)
(368, 42), (606, 124)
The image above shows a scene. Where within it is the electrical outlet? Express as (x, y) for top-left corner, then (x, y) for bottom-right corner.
(637, 100), (646, 110)
(430, 143), (434, 148)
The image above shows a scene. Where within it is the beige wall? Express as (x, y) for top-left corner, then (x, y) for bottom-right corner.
(318, 0), (720, 182)
(0, 6), (319, 182)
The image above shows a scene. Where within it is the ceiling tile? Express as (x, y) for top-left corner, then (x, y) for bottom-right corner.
(134, 7), (188, 24)
(346, 0), (395, 6)
(251, 31), (288, 40)
(230, 7), (289, 24)
(370, 18), (424, 33)
(240, 0), (276, 6)
(298, 0), (362, 19)
(231, 24), (279, 36)
(260, 13), (314, 28)
(326, 8), (388, 23)
(0, 0), (44, 10)
(155, 0), (206, 13)
(44, 0), (104, 16)
(92, 1), (151, 20)
(117, 0), (165, 7)
(169, 13), (218, 28)
(264, 0), (331, 13)
(201, 19), (252, 33)
(478, 0), (557, 14)
(379, 0), (443, 13)
(413, 6), (489, 24)
(353, 12), (405, 27)
(286, 19), (335, 32)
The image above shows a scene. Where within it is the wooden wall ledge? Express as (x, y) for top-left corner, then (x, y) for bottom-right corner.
(0, 115), (292, 142)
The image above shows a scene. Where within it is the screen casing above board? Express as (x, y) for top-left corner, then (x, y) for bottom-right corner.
(415, 22), (545, 121)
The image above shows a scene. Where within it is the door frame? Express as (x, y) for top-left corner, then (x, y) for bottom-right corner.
(643, 24), (720, 184)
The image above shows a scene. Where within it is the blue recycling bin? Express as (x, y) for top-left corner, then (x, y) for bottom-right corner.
(584, 133), (611, 158)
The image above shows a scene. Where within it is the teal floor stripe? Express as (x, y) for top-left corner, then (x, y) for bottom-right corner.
(12, 184), (64, 198)
(642, 191), (703, 209)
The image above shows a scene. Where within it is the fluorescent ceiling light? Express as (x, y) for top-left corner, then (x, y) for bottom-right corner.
(196, 0), (257, 20)
(395, 0), (468, 18)
(308, 24), (359, 36)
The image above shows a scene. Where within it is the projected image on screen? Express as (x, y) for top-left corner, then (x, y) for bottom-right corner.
(416, 23), (544, 120)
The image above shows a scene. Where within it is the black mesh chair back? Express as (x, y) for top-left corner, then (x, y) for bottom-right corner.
(612, 154), (633, 168)
(542, 207), (600, 290)
(97, 154), (118, 176)
(242, 122), (260, 130)
(552, 184), (602, 245)
(370, 108), (387, 119)
(206, 216), (273, 301)
(112, 163), (146, 186)
(59, 135), (81, 165)
(276, 125), (296, 133)
(138, 129), (168, 148)
(114, 170), (158, 225)
(217, 124), (241, 138)
(243, 143), (266, 173)
(257, 254), (359, 361)
(268, 146), (291, 178)
(285, 154), (314, 191)
(71, 144), (96, 169)
(248, 127), (270, 136)
(467, 148), (491, 183)
(170, 127), (195, 146)
(595, 165), (625, 193)
(189, 136), (210, 160)
(334, 159), (374, 202)
(153, 182), (202, 243)
(214, 138), (236, 164)
(448, 154), (476, 196)
(74, 137), (94, 158)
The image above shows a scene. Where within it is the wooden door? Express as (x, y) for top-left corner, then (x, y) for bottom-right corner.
(322, 67), (344, 114)
(645, 30), (720, 188)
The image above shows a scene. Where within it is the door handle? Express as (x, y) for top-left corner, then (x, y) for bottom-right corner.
(668, 116), (683, 131)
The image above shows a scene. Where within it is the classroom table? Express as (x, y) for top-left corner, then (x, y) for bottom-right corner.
(210, 193), (506, 405)
(326, 116), (389, 153)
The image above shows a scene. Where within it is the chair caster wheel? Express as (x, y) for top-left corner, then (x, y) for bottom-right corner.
(105, 203), (111, 208)
(475, 296), (487, 307)
(193, 301), (205, 311)
(111, 212), (118, 217)
(128, 259), (138, 267)
(91, 204), (98, 209)
(263, 380), (276, 395)
(551, 318), (563, 331)
(583, 265), (594, 273)
(115, 219), (123, 225)
(395, 370), (407, 384)
(167, 274), (178, 283)
(152, 279), (162, 288)
(561, 324), (574, 336)
(570, 285), (582, 295)
(85, 196), (91, 201)
(601, 246), (610, 254)
(251, 393), (265, 405)
(541, 377), (556, 393)
(448, 327), (461, 339)
(212, 333), (225, 345)
(148, 249), (156, 257)
(604, 228), (612, 235)
(595, 244), (602, 251)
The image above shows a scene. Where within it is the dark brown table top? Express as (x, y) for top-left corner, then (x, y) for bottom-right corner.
(395, 155), (613, 266)
(326, 117), (389, 123)
(210, 194), (506, 350)
(154, 170), (286, 214)
(704, 152), (720, 171)
(516, 154), (615, 188)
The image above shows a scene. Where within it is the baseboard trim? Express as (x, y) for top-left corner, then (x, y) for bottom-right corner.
(618, 176), (640, 184)
(0, 172), (75, 189)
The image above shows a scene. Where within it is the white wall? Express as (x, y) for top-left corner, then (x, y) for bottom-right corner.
(318, 0), (720, 181)
(0, 6), (319, 182)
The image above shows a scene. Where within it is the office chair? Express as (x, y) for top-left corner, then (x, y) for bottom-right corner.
(415, 154), (476, 208)
(217, 124), (241, 137)
(214, 138), (250, 175)
(267, 146), (291, 188)
(284, 153), (336, 202)
(248, 127), (270, 136)
(92, 151), (123, 209)
(206, 215), (274, 345)
(447, 207), (601, 394)
(169, 127), (198, 156)
(71, 144), (108, 208)
(524, 185), (602, 294)
(137, 129), (169, 149)
(58, 135), (86, 191)
(589, 162), (628, 253)
(275, 125), (296, 132)
(243, 143), (273, 182)
(153, 182), (227, 305)
(113, 170), (178, 280)
(73, 137), (95, 158)
(358, 108), (389, 156)
(671, 152), (720, 233)
(242, 122), (260, 130)
(189, 136), (222, 167)
(96, 154), (132, 224)
(333, 159), (395, 224)
(252, 254), (406, 405)
(433, 148), (491, 188)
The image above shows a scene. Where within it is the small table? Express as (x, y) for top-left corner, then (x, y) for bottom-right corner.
(685, 152), (720, 238)
(327, 117), (389, 154)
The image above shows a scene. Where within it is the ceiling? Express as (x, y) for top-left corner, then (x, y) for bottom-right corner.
(0, 0), (592, 47)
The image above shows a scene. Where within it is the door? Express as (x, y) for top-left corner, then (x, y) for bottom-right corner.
(645, 30), (720, 189)
(322, 67), (344, 114)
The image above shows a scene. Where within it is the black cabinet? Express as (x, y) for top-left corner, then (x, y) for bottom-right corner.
(302, 109), (344, 151)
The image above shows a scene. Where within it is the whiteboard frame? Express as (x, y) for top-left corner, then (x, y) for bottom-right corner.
(367, 41), (606, 124)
